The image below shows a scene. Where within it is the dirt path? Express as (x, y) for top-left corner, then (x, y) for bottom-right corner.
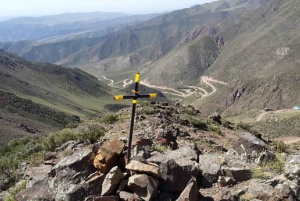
(101, 74), (227, 99)
(255, 109), (297, 122)
(275, 137), (300, 145)
(123, 79), (133, 88)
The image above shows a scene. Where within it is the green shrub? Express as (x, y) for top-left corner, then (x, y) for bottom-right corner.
(76, 123), (105, 143)
(275, 141), (288, 153)
(208, 124), (222, 135)
(100, 114), (119, 124)
(189, 118), (207, 130)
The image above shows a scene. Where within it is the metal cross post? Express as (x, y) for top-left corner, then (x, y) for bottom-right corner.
(114, 73), (157, 162)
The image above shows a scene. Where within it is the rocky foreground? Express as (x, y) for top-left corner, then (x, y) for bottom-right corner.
(1, 102), (300, 201)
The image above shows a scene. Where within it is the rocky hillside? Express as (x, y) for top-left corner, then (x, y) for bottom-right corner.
(0, 50), (113, 145)
(195, 0), (300, 115)
(0, 0), (269, 87)
(0, 102), (299, 200)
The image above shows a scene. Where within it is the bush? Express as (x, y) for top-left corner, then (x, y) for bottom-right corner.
(100, 114), (119, 124)
(76, 123), (105, 143)
(189, 118), (207, 130)
(208, 124), (222, 135)
(274, 141), (288, 153)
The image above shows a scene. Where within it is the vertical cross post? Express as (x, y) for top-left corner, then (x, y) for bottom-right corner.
(114, 73), (157, 162)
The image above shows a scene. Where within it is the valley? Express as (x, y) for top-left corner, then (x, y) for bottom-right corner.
(0, 0), (300, 200)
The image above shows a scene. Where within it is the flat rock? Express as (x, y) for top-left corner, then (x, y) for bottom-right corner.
(126, 160), (160, 177)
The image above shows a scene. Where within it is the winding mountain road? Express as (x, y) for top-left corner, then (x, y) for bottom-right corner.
(101, 75), (227, 99)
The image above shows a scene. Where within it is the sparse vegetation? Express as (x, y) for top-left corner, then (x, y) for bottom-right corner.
(189, 118), (207, 130)
(0, 122), (105, 191)
(208, 124), (222, 135)
(100, 114), (119, 124)
(5, 180), (27, 201)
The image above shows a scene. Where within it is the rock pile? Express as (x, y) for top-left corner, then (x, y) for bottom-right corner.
(15, 133), (300, 201)
(4, 102), (300, 200)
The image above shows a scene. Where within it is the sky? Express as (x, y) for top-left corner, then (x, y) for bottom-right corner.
(0, 0), (215, 18)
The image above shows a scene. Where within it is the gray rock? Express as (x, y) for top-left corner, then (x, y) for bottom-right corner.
(102, 166), (125, 196)
(128, 174), (159, 201)
(199, 154), (222, 188)
(166, 145), (198, 162)
(16, 179), (55, 201)
(219, 190), (238, 201)
(274, 184), (294, 200)
(284, 155), (300, 176)
(248, 180), (274, 200)
(83, 172), (106, 196)
(26, 164), (52, 188)
(159, 159), (199, 192)
(18, 147), (97, 201)
(221, 165), (251, 183)
(233, 132), (270, 155)
(175, 177), (198, 201)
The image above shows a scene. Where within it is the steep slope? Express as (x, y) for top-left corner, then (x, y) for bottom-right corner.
(0, 50), (112, 144)
(195, 0), (300, 115)
(0, 0), (269, 84)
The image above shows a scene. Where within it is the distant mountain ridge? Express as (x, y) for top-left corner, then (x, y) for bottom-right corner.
(0, 12), (159, 42)
(0, 0), (268, 87)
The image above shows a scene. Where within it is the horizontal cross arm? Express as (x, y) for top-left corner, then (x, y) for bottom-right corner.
(114, 95), (135, 100)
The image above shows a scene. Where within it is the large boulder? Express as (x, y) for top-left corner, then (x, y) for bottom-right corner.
(233, 132), (270, 155)
(17, 147), (98, 201)
(128, 174), (159, 201)
(148, 146), (199, 192)
(94, 139), (125, 173)
(248, 180), (274, 200)
(158, 159), (199, 192)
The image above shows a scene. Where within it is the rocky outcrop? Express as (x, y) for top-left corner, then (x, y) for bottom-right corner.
(10, 103), (300, 201)
(233, 132), (270, 155)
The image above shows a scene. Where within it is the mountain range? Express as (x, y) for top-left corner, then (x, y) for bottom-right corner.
(0, 0), (299, 143)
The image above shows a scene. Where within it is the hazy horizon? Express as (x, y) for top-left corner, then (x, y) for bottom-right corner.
(0, 0), (215, 19)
